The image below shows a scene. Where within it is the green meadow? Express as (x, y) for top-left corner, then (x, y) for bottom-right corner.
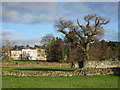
(2, 75), (118, 88)
(2, 60), (119, 88)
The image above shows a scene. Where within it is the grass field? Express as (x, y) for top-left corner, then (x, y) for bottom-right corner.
(2, 66), (76, 73)
(2, 75), (119, 88)
(2, 59), (47, 63)
(2, 60), (119, 88)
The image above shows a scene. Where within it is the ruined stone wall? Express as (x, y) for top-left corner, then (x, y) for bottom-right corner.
(2, 60), (120, 68)
(2, 68), (120, 76)
(2, 62), (71, 67)
(84, 60), (120, 68)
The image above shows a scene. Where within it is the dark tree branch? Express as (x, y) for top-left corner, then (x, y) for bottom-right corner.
(73, 29), (84, 40)
(100, 19), (110, 25)
(77, 19), (87, 35)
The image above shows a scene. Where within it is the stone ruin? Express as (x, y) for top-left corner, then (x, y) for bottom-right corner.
(84, 60), (120, 68)
(2, 68), (120, 76)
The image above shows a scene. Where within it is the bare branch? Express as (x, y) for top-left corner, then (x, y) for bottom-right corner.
(77, 19), (86, 30)
(73, 29), (84, 40)
(100, 19), (110, 25)
(77, 44), (86, 52)
(58, 29), (68, 36)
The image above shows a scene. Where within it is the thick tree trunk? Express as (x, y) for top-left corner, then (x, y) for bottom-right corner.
(83, 59), (88, 68)
(83, 51), (90, 68)
(71, 42), (90, 68)
(83, 43), (90, 68)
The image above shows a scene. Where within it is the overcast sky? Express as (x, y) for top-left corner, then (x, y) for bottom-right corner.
(1, 1), (118, 46)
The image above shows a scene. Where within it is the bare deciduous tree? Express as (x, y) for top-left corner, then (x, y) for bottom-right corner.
(55, 14), (110, 67)
(40, 34), (54, 46)
(2, 40), (15, 61)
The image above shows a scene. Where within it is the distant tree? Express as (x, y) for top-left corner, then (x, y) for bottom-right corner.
(34, 44), (38, 49)
(40, 34), (55, 60)
(48, 37), (66, 62)
(41, 34), (66, 62)
(26, 45), (30, 49)
(89, 40), (115, 61)
(55, 14), (110, 68)
(19, 45), (25, 50)
(2, 40), (15, 61)
(107, 41), (120, 60)
(13, 45), (18, 50)
(40, 34), (54, 47)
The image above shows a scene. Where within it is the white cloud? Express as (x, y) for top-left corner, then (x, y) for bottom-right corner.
(2, 2), (118, 24)
(3, 9), (21, 22)
(2, 2), (62, 24)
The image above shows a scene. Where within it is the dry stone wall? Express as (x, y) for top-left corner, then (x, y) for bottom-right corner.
(2, 60), (120, 68)
(2, 62), (71, 67)
(84, 60), (120, 68)
(2, 68), (120, 76)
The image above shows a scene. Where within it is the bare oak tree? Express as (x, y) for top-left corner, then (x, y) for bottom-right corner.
(55, 14), (110, 68)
